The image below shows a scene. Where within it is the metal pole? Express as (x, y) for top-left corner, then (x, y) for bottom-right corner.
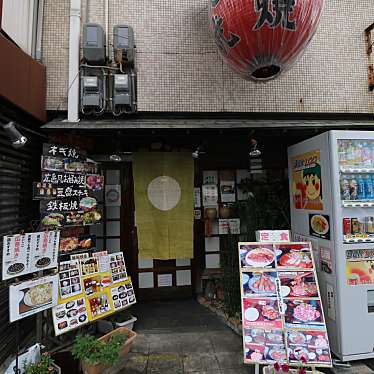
(255, 364), (260, 374)
(14, 321), (20, 374)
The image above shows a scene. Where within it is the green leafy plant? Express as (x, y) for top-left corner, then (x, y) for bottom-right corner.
(25, 352), (56, 374)
(220, 176), (290, 317)
(72, 332), (128, 366)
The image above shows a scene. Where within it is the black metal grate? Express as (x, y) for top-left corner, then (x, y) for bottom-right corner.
(0, 126), (42, 365)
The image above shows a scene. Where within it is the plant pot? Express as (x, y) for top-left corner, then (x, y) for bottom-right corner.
(97, 318), (114, 334)
(81, 327), (137, 374)
(115, 316), (137, 331)
(52, 351), (80, 373)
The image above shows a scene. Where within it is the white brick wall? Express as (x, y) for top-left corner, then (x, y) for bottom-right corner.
(42, 0), (374, 113)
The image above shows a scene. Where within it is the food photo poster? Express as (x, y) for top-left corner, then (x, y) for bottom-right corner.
(9, 275), (58, 322)
(238, 242), (332, 367)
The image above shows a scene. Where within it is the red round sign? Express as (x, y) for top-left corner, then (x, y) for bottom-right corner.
(209, 0), (324, 81)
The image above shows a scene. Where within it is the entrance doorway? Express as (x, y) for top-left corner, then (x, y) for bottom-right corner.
(92, 160), (196, 301)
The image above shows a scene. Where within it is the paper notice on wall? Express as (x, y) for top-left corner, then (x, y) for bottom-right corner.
(220, 181), (236, 202)
(219, 219), (240, 235)
(194, 188), (201, 208)
(320, 245), (333, 274)
(202, 184), (218, 206)
(203, 170), (218, 185)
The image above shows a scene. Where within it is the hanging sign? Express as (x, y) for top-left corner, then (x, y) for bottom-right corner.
(209, 0), (324, 81)
(9, 275), (59, 322)
(43, 143), (86, 159)
(42, 172), (86, 187)
(2, 231), (60, 280)
(238, 242), (332, 368)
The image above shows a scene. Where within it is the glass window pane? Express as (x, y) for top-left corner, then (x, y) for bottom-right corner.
(96, 238), (104, 251)
(106, 170), (120, 184)
(106, 221), (120, 236)
(106, 206), (120, 219)
(90, 224), (103, 236)
(107, 238), (121, 252)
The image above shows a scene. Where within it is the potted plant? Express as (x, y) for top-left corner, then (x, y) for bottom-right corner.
(72, 327), (137, 374)
(25, 352), (61, 374)
(97, 310), (137, 334)
(112, 310), (137, 330)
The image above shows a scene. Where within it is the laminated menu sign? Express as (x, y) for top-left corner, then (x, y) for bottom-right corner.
(238, 242), (332, 368)
(9, 275), (58, 322)
(52, 276), (136, 336)
(2, 231), (60, 280)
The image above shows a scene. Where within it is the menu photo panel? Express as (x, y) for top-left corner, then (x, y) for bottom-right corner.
(238, 242), (332, 368)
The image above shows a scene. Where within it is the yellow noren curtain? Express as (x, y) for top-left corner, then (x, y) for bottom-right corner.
(133, 152), (194, 260)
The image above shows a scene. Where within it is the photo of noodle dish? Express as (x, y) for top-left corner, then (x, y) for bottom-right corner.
(284, 300), (324, 329)
(23, 282), (53, 307)
(240, 244), (276, 268)
(9, 275), (58, 322)
(243, 272), (277, 297)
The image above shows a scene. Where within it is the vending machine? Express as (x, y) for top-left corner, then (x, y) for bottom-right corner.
(288, 130), (374, 362)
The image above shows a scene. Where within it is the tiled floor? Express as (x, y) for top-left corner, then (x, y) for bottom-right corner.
(104, 299), (374, 374)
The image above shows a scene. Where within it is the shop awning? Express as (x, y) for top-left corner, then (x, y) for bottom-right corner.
(42, 118), (374, 130)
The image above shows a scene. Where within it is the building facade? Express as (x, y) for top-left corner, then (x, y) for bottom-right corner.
(42, 0), (374, 114)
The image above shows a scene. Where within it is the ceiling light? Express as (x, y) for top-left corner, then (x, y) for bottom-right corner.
(109, 154), (122, 162)
(249, 138), (261, 158)
(2, 122), (27, 148)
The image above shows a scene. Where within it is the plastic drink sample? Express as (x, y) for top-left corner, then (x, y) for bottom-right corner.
(349, 178), (358, 200)
(351, 218), (360, 234)
(365, 175), (374, 200)
(362, 142), (372, 167)
(338, 140), (347, 166)
(340, 178), (351, 200)
(343, 218), (351, 235)
(357, 175), (366, 200)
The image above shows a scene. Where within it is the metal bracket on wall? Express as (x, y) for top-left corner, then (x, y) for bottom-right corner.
(365, 23), (374, 91)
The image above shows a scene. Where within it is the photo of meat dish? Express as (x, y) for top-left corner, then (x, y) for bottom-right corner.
(284, 300), (324, 329)
(243, 272), (277, 297)
(276, 244), (313, 269)
(243, 298), (282, 329)
(279, 272), (318, 298)
(240, 244), (276, 268)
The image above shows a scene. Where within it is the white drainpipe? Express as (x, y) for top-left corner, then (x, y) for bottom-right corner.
(67, 0), (81, 123)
